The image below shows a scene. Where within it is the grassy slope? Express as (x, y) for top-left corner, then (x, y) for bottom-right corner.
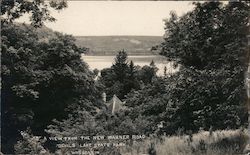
(75, 36), (163, 55)
(120, 129), (249, 155)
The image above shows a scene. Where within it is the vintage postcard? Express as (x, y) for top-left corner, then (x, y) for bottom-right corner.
(1, 0), (250, 154)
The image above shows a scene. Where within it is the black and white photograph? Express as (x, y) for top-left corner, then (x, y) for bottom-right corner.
(1, 0), (250, 154)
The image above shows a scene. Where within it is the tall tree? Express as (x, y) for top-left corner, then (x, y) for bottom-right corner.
(100, 51), (142, 99)
(164, 66), (167, 77)
(100, 50), (129, 99)
(112, 50), (129, 82)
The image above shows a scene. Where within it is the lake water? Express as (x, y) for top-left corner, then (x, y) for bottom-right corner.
(82, 55), (178, 76)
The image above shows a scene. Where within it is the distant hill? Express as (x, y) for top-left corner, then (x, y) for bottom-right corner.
(14, 23), (163, 55)
(74, 36), (163, 55)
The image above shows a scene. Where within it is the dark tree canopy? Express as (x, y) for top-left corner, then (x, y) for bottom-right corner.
(122, 1), (250, 135)
(160, 2), (250, 70)
(1, 23), (102, 153)
(1, 0), (67, 27)
(157, 1), (250, 132)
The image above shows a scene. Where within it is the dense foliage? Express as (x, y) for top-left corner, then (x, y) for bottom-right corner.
(1, 23), (102, 153)
(125, 68), (248, 134)
(125, 1), (250, 134)
(41, 51), (159, 153)
(159, 1), (250, 130)
(160, 2), (249, 70)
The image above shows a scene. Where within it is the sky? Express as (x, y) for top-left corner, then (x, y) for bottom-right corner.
(17, 1), (195, 36)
